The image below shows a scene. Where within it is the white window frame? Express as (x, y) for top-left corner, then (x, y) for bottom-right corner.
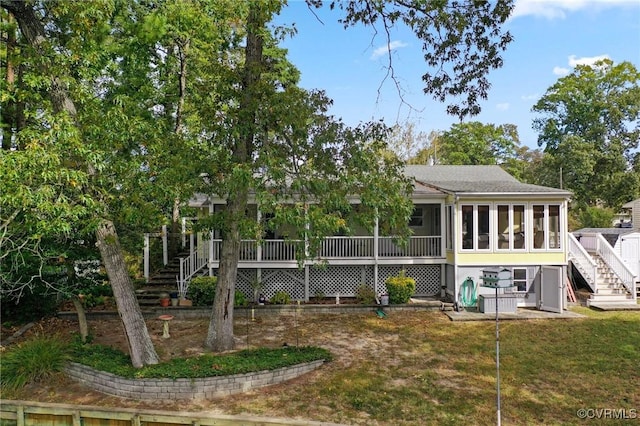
(460, 204), (491, 251)
(531, 203), (563, 251)
(496, 204), (527, 251)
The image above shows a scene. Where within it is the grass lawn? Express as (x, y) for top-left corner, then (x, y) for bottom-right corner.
(2, 307), (639, 425)
(222, 308), (640, 425)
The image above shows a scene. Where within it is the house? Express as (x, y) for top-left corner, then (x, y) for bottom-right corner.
(176, 165), (579, 312)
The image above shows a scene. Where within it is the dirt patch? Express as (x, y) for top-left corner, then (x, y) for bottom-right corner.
(1, 308), (426, 412)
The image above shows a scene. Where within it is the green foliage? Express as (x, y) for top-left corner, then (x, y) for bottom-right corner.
(0, 287), (60, 323)
(0, 335), (70, 391)
(70, 342), (331, 379)
(435, 121), (520, 166)
(356, 284), (377, 305)
(270, 291), (291, 305)
(234, 290), (248, 307)
(532, 59), (640, 208)
(385, 271), (416, 304)
(577, 206), (615, 229)
(187, 276), (217, 306)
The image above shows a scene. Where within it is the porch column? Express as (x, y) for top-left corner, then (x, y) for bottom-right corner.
(257, 208), (262, 262)
(181, 217), (186, 249)
(143, 233), (150, 283)
(208, 203), (214, 277)
(374, 212), (379, 295)
(304, 265), (310, 302)
(304, 203), (310, 258)
(162, 225), (168, 266)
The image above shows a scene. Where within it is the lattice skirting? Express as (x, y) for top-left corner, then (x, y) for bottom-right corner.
(233, 265), (441, 300)
(377, 265), (441, 296)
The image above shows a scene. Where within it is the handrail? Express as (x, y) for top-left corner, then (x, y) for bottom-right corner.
(594, 233), (637, 300)
(568, 233), (597, 292)
(178, 243), (209, 298)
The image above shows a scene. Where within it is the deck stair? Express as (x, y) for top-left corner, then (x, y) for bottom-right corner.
(136, 252), (186, 307)
(585, 255), (636, 307)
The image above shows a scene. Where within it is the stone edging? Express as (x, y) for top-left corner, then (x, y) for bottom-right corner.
(65, 359), (325, 400)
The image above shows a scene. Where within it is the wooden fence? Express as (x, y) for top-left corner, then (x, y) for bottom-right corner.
(0, 400), (343, 426)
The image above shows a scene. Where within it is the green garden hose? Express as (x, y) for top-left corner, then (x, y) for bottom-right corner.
(459, 277), (477, 308)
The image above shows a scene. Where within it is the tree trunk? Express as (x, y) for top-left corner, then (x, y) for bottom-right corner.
(204, 3), (265, 351)
(96, 220), (159, 367)
(204, 192), (245, 351)
(71, 296), (89, 343)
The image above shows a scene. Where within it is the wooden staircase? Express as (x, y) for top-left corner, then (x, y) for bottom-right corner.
(136, 253), (185, 308)
(586, 255), (636, 307)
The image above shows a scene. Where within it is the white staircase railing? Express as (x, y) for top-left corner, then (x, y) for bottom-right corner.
(568, 233), (597, 293)
(593, 234), (637, 300)
(177, 235), (209, 299)
(570, 232), (637, 301)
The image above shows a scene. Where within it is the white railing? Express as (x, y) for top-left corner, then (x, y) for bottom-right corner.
(319, 236), (374, 258)
(178, 243), (209, 298)
(176, 235), (444, 295)
(378, 236), (442, 258)
(568, 233), (597, 292)
(593, 233), (637, 299)
(571, 232), (637, 300)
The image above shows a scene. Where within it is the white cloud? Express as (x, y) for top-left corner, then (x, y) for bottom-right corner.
(552, 54), (610, 76)
(553, 66), (571, 76)
(568, 54), (610, 67)
(511, 0), (637, 20)
(370, 40), (408, 60)
(521, 94), (539, 101)
(496, 103), (510, 111)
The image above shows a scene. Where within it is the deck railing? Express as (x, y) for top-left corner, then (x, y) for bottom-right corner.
(176, 235), (443, 295)
(378, 236), (441, 258)
(593, 233), (637, 299)
(206, 235), (442, 261)
(568, 233), (597, 292)
(571, 232), (637, 299)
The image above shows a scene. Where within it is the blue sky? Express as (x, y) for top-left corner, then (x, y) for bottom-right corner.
(274, 0), (640, 149)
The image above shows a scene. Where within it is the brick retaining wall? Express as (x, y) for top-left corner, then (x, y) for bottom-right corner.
(65, 359), (325, 400)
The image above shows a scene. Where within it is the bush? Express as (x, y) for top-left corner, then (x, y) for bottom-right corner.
(270, 291), (291, 305)
(187, 277), (248, 307)
(385, 271), (416, 304)
(0, 335), (70, 391)
(356, 284), (377, 304)
(234, 290), (248, 307)
(187, 276), (217, 306)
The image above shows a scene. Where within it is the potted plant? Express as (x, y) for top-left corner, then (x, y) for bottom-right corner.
(158, 292), (171, 307)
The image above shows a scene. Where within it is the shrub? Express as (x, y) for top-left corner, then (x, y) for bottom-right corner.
(0, 335), (70, 391)
(270, 291), (291, 305)
(187, 276), (217, 306)
(385, 271), (416, 304)
(356, 284), (377, 304)
(234, 290), (248, 307)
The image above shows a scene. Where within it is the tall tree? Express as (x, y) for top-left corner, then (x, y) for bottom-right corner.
(532, 59), (640, 208)
(199, 0), (515, 351)
(1, 0), (160, 367)
(422, 121), (521, 166)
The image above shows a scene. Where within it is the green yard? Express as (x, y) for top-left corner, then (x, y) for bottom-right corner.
(2, 308), (639, 425)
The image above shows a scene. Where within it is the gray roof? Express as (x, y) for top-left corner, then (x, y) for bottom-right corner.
(622, 198), (640, 209)
(405, 165), (572, 196)
(573, 228), (638, 246)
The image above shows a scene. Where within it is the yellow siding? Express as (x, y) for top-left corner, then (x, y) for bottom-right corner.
(456, 251), (566, 265)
